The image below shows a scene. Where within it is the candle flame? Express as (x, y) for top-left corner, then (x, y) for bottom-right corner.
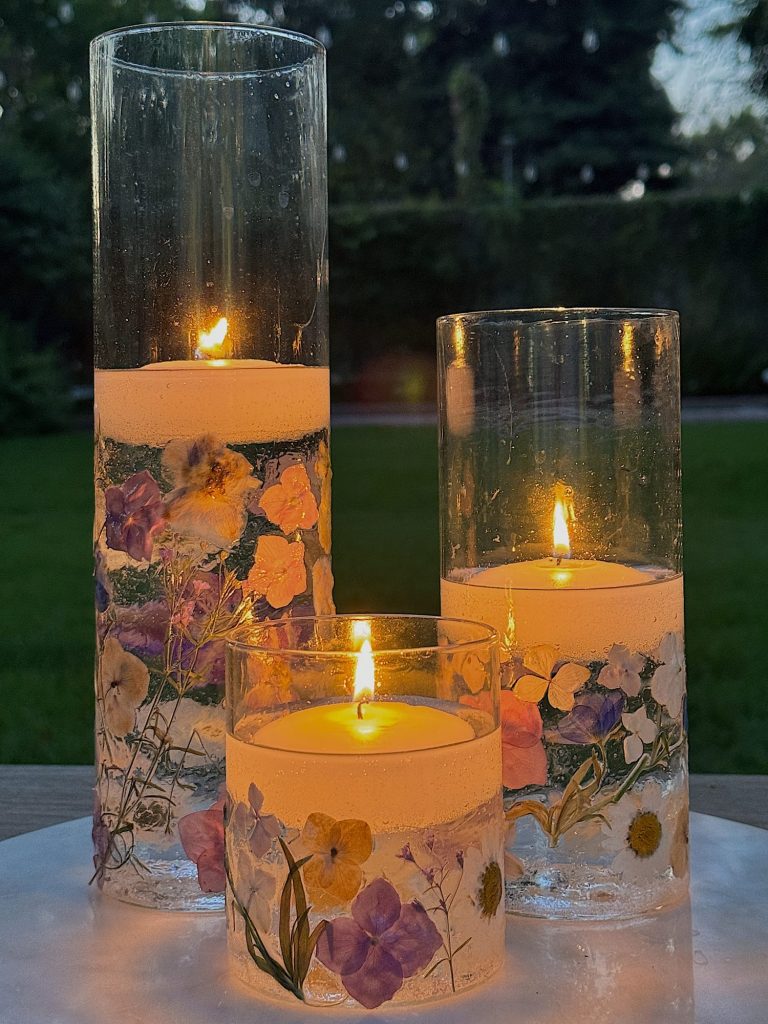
(353, 620), (374, 703)
(196, 317), (229, 358)
(553, 497), (571, 559)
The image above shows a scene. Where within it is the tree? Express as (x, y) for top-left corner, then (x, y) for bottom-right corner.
(449, 62), (490, 200)
(726, 0), (768, 95)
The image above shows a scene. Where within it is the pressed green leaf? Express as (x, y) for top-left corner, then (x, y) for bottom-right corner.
(278, 871), (294, 974)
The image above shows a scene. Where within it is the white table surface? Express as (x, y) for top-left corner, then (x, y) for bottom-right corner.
(1, 812), (767, 1024)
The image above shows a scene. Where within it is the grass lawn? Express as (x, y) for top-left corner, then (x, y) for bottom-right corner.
(0, 423), (766, 772)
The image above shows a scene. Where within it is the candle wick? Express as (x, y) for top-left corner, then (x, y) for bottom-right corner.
(357, 698), (368, 720)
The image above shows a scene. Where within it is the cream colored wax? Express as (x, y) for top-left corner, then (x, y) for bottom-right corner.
(441, 562), (684, 661)
(227, 715), (500, 832)
(94, 360), (330, 445)
(253, 700), (475, 755)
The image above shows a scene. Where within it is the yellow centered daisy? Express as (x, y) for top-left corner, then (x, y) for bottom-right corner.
(626, 810), (662, 858)
(477, 860), (503, 918)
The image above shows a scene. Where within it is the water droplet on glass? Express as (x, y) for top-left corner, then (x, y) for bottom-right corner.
(579, 163), (595, 185)
(534, 450), (546, 465)
(278, 188), (290, 208)
(523, 163), (538, 184)
(248, 170), (262, 187)
(394, 152), (409, 172)
(693, 950), (709, 965)
(222, 206), (234, 221)
(639, 474), (648, 485)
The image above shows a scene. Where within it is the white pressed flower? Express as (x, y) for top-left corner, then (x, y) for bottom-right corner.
(98, 637), (150, 736)
(650, 632), (686, 718)
(621, 707), (658, 764)
(602, 780), (672, 881)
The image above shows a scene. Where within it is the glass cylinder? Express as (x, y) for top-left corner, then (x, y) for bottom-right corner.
(225, 615), (505, 1009)
(90, 24), (331, 910)
(438, 309), (688, 920)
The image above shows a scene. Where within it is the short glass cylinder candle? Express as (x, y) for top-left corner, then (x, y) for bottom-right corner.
(90, 24), (331, 909)
(225, 615), (505, 1009)
(438, 309), (688, 920)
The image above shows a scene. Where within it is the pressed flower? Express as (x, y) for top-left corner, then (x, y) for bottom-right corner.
(300, 812), (373, 908)
(670, 800), (689, 879)
(94, 548), (112, 613)
(316, 878), (442, 1009)
(500, 691), (548, 790)
(513, 645), (590, 711)
(453, 650), (488, 695)
(621, 707), (658, 764)
(601, 781), (670, 881)
(259, 463), (319, 534)
(233, 848), (276, 932)
(97, 636), (150, 737)
(113, 600), (169, 659)
(556, 691), (625, 745)
(163, 435), (258, 549)
(651, 632), (686, 718)
(178, 793), (226, 893)
(311, 555), (336, 615)
(245, 534), (307, 609)
(597, 644), (646, 697)
(463, 837), (503, 919)
(316, 440), (332, 554)
(230, 784), (281, 859)
(104, 470), (165, 561)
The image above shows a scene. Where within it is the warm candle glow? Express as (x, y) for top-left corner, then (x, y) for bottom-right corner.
(195, 316), (229, 358)
(553, 495), (571, 560)
(353, 620), (375, 703)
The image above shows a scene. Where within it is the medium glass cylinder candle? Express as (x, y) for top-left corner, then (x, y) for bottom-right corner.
(90, 24), (331, 909)
(225, 615), (505, 1009)
(438, 309), (688, 919)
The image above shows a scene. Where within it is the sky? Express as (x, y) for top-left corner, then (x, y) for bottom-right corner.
(652, 0), (767, 134)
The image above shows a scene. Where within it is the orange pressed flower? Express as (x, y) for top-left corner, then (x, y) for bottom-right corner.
(260, 464), (319, 534)
(301, 812), (373, 909)
(245, 535), (307, 609)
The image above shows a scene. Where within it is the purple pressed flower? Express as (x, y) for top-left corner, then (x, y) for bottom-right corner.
(316, 878), (442, 1009)
(229, 784), (281, 859)
(92, 793), (110, 881)
(94, 549), (112, 613)
(104, 470), (165, 561)
(178, 793), (227, 893)
(167, 571), (243, 689)
(397, 843), (415, 863)
(557, 691), (625, 745)
(113, 600), (169, 659)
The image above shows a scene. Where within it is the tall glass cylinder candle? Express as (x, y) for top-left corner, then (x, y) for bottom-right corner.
(225, 615), (505, 1009)
(438, 309), (688, 919)
(90, 24), (331, 909)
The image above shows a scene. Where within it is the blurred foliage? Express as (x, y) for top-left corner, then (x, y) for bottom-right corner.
(681, 109), (768, 193)
(0, 0), (683, 204)
(728, 0), (768, 95)
(448, 62), (489, 201)
(0, 316), (72, 434)
(1, 0), (767, 405)
(330, 192), (768, 396)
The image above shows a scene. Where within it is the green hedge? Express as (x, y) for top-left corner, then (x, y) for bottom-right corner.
(330, 192), (768, 395)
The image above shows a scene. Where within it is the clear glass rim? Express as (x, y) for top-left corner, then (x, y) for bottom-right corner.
(90, 22), (325, 78)
(227, 613), (498, 657)
(437, 307), (679, 327)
